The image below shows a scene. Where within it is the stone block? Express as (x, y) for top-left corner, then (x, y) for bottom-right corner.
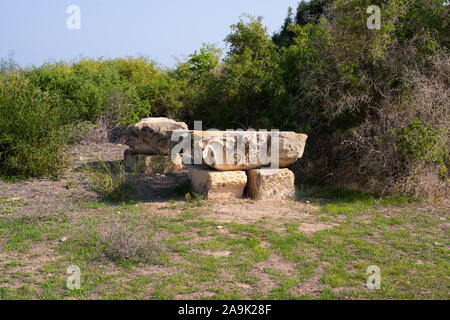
(246, 168), (295, 200)
(125, 117), (188, 154)
(191, 131), (307, 170)
(188, 167), (247, 200)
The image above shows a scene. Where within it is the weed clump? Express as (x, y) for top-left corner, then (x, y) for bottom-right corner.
(98, 218), (166, 264)
(83, 160), (134, 202)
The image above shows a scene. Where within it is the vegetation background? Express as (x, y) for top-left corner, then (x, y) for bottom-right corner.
(0, 0), (448, 199)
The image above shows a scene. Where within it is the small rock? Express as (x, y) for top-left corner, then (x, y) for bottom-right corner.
(60, 237), (68, 242)
(211, 251), (231, 257)
(236, 283), (251, 289)
(217, 226), (223, 229)
(306, 200), (310, 204)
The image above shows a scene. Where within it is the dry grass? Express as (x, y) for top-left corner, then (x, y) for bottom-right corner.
(97, 218), (166, 264)
(82, 160), (134, 202)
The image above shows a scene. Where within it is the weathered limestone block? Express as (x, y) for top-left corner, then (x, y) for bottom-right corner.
(188, 167), (247, 200)
(191, 131), (307, 171)
(124, 149), (182, 174)
(278, 132), (308, 167)
(246, 168), (295, 200)
(125, 117), (188, 154)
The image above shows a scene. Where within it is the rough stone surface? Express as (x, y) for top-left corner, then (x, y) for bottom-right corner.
(188, 167), (247, 200)
(125, 117), (188, 155)
(124, 149), (182, 174)
(278, 132), (308, 167)
(246, 168), (295, 200)
(191, 131), (307, 170)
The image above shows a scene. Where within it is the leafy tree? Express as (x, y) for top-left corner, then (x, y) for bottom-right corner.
(273, 0), (334, 47)
(188, 43), (221, 82)
(203, 16), (285, 129)
(272, 7), (296, 48)
(295, 0), (334, 26)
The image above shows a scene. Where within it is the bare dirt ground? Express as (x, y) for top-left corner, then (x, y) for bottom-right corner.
(0, 143), (188, 216)
(0, 142), (322, 223)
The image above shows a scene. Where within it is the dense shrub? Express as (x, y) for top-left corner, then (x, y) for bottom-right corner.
(273, 0), (449, 196)
(0, 73), (67, 178)
(396, 118), (448, 171)
(24, 58), (153, 124)
(0, 57), (174, 178)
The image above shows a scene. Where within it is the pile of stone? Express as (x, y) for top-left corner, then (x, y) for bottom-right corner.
(124, 118), (308, 201)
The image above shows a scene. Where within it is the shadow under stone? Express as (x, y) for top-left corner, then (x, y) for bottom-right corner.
(129, 171), (190, 202)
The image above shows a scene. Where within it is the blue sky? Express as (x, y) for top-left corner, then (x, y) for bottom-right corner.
(0, 0), (299, 68)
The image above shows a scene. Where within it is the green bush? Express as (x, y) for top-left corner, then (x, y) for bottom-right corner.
(0, 73), (67, 178)
(396, 118), (448, 175)
(0, 57), (173, 178)
(269, 0), (450, 195)
(25, 59), (153, 125)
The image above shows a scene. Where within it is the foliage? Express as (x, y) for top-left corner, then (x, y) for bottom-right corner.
(197, 16), (285, 129)
(188, 44), (221, 82)
(396, 118), (448, 175)
(0, 56), (176, 178)
(275, 0), (449, 195)
(273, 0), (334, 47)
(24, 58), (153, 125)
(0, 72), (68, 178)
